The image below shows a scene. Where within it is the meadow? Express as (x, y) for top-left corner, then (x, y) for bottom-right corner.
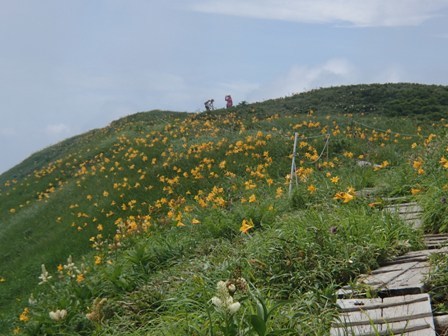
(1, 83), (448, 335)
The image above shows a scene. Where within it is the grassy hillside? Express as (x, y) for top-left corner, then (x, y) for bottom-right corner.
(1, 83), (448, 335)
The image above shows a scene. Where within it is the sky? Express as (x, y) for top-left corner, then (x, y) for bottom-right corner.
(1, 0), (448, 174)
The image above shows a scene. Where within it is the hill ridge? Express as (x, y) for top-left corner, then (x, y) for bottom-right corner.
(1, 83), (448, 335)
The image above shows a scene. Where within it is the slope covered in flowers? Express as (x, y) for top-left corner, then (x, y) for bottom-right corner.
(1, 84), (448, 335)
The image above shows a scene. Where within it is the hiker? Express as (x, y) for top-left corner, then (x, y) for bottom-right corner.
(225, 95), (233, 108)
(204, 99), (214, 111)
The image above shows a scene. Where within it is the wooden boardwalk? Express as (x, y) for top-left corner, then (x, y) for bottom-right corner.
(331, 294), (435, 336)
(424, 234), (448, 249)
(331, 199), (448, 335)
(383, 202), (423, 229)
(337, 248), (445, 298)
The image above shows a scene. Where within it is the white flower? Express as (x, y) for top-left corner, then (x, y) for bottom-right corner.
(38, 264), (52, 285)
(211, 296), (223, 308)
(28, 294), (37, 306)
(211, 280), (242, 315)
(228, 302), (241, 314)
(63, 255), (80, 278)
(49, 309), (67, 321)
(216, 281), (227, 293)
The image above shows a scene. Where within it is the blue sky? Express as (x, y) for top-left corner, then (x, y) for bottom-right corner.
(1, 0), (448, 174)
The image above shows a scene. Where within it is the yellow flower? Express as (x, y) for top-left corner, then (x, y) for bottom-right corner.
(330, 176), (340, 184)
(57, 264), (63, 272)
(76, 274), (85, 283)
(413, 160), (423, 170)
(411, 188), (421, 195)
(307, 185), (317, 193)
(440, 156), (448, 169)
(19, 307), (30, 322)
(275, 187), (283, 198)
(334, 187), (356, 203)
(94, 256), (102, 265)
(240, 219), (254, 234)
(342, 193), (354, 203)
(192, 218), (201, 225)
(0, 276), (5, 283)
(248, 194), (257, 203)
(346, 187), (356, 195)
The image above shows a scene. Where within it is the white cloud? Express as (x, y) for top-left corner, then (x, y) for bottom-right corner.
(191, 0), (448, 27)
(249, 59), (356, 101)
(45, 123), (70, 136)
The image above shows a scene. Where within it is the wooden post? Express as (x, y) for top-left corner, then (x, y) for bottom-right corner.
(289, 132), (298, 196)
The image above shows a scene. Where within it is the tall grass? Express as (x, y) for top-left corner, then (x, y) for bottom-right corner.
(1, 84), (447, 335)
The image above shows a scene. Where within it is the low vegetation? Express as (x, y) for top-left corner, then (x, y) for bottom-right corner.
(1, 83), (448, 335)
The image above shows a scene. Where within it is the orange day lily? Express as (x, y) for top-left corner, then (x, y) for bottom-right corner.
(240, 219), (254, 234)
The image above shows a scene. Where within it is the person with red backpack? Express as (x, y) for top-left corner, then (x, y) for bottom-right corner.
(225, 95), (233, 108)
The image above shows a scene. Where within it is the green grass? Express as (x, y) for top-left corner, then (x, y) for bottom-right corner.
(1, 83), (448, 335)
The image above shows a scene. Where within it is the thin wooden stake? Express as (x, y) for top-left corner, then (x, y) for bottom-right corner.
(289, 132), (299, 196)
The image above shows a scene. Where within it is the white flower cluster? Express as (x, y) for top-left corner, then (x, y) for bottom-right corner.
(49, 309), (67, 321)
(63, 255), (81, 279)
(211, 279), (247, 315)
(38, 264), (52, 285)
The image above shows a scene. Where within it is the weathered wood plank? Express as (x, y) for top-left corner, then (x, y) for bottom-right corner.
(331, 294), (436, 336)
(339, 296), (428, 313)
(331, 298), (385, 335)
(383, 201), (423, 228)
(338, 249), (447, 297)
(424, 234), (448, 249)
(357, 261), (425, 292)
(383, 295), (435, 336)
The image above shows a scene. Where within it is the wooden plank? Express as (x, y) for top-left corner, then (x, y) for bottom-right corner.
(331, 294), (436, 336)
(331, 298), (385, 335)
(383, 202), (421, 209)
(406, 218), (423, 229)
(358, 261), (422, 289)
(424, 233), (448, 238)
(340, 296), (429, 313)
(338, 248), (448, 297)
(385, 264), (429, 295)
(424, 234), (448, 249)
(333, 312), (433, 327)
(383, 201), (423, 228)
(357, 261), (428, 295)
(383, 294), (435, 336)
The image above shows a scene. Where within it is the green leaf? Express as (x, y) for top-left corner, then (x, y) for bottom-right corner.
(250, 314), (266, 336)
